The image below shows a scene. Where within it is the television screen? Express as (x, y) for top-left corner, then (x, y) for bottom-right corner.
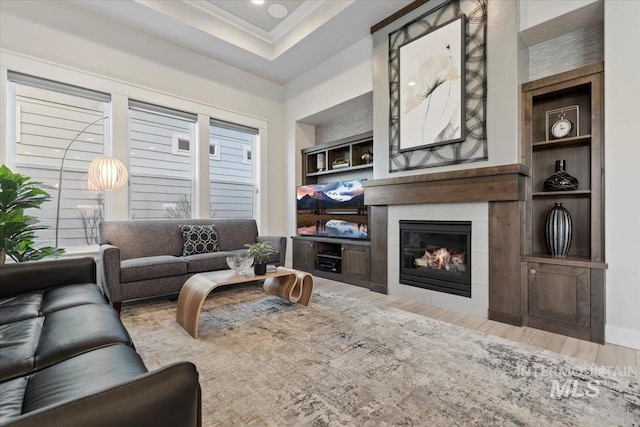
(296, 179), (368, 240)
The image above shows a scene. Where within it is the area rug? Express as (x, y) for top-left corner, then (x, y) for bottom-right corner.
(121, 284), (639, 426)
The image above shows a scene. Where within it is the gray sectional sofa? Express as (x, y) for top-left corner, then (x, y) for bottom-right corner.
(99, 219), (286, 312)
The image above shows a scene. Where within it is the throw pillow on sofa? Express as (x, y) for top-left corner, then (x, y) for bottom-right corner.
(180, 224), (220, 256)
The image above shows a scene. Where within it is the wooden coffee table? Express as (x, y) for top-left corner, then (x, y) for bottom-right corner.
(176, 267), (314, 338)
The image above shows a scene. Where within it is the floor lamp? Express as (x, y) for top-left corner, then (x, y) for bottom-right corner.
(55, 116), (128, 248)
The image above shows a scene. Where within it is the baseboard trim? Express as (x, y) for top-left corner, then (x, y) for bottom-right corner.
(605, 324), (640, 350)
(488, 309), (522, 326)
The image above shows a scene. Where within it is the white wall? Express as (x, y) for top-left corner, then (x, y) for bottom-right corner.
(372, 0), (522, 180)
(519, 0), (599, 31)
(604, 0), (640, 350)
(0, 2), (287, 236)
(283, 36), (374, 258)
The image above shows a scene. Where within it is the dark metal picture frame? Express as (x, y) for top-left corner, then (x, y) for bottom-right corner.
(388, 0), (487, 172)
(399, 15), (466, 152)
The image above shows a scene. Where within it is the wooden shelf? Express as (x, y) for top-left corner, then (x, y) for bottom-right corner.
(532, 134), (591, 150)
(306, 163), (372, 177)
(292, 235), (371, 247)
(523, 254), (607, 269)
(302, 131), (373, 183)
(532, 190), (591, 197)
(317, 254), (341, 260)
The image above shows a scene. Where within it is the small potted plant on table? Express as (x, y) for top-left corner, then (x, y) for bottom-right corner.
(245, 241), (276, 275)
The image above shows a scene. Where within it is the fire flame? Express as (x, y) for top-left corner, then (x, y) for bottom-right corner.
(414, 248), (465, 271)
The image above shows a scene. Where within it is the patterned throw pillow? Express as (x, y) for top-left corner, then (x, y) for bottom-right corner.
(180, 225), (220, 256)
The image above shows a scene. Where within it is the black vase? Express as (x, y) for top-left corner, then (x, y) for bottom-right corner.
(254, 262), (267, 275)
(545, 203), (572, 257)
(543, 160), (578, 191)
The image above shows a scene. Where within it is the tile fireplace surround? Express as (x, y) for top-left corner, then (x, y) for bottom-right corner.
(390, 204), (488, 316)
(365, 164), (528, 322)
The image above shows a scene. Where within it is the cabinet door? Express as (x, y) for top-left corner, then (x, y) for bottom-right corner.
(342, 244), (370, 282)
(292, 240), (315, 272)
(528, 263), (590, 327)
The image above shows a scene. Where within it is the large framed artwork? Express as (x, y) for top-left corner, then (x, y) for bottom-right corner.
(388, 0), (487, 172)
(399, 15), (466, 151)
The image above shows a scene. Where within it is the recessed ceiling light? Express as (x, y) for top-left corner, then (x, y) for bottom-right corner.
(251, 0), (264, 5)
(408, 81), (416, 87)
(268, 3), (288, 19)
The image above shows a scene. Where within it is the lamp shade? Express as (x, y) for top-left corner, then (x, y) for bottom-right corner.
(88, 157), (128, 190)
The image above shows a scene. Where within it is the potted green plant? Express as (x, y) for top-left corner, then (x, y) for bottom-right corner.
(0, 165), (64, 264)
(245, 241), (276, 275)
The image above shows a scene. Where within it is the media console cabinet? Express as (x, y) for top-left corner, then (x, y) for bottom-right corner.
(292, 236), (371, 289)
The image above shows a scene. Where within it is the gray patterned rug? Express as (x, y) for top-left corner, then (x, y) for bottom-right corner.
(121, 284), (639, 426)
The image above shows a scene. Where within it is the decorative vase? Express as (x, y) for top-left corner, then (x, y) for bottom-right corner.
(543, 160), (578, 191)
(545, 203), (572, 257)
(254, 262), (267, 276)
(361, 149), (373, 164)
(316, 153), (325, 171)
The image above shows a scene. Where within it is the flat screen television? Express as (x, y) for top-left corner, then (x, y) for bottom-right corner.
(296, 179), (368, 240)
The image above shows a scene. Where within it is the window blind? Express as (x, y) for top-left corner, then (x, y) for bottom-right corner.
(210, 118), (259, 135)
(7, 71), (111, 102)
(129, 99), (197, 122)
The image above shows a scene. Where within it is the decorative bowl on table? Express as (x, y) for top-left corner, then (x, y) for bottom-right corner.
(226, 255), (254, 275)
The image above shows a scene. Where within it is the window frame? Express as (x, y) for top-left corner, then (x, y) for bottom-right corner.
(171, 133), (191, 156)
(173, 133), (220, 161)
(209, 138), (221, 160)
(1, 57), (268, 245)
(6, 76), (111, 250)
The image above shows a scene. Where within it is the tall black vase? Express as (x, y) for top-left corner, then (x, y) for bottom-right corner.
(545, 203), (572, 257)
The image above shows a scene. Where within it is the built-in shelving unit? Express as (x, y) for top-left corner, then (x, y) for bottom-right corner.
(295, 131), (374, 289)
(302, 131), (373, 184)
(519, 62), (606, 343)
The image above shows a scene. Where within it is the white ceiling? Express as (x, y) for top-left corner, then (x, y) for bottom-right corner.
(62, 0), (413, 85)
(207, 1), (306, 33)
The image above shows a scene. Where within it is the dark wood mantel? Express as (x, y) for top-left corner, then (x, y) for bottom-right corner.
(364, 164), (528, 205)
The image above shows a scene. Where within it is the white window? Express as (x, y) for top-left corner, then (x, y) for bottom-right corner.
(172, 133), (191, 156)
(209, 139), (221, 160)
(173, 134), (219, 160)
(7, 72), (110, 250)
(129, 101), (196, 219)
(209, 119), (258, 219)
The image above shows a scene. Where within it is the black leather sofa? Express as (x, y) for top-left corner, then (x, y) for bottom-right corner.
(0, 257), (201, 427)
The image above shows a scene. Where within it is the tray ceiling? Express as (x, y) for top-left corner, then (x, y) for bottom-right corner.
(10, 0), (414, 84)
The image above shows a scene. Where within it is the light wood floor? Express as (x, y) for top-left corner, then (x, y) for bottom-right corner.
(315, 278), (640, 370)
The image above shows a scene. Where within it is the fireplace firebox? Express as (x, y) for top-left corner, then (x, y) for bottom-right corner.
(400, 221), (472, 297)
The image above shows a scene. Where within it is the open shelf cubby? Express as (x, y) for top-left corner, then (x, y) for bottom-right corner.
(302, 131), (373, 184)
